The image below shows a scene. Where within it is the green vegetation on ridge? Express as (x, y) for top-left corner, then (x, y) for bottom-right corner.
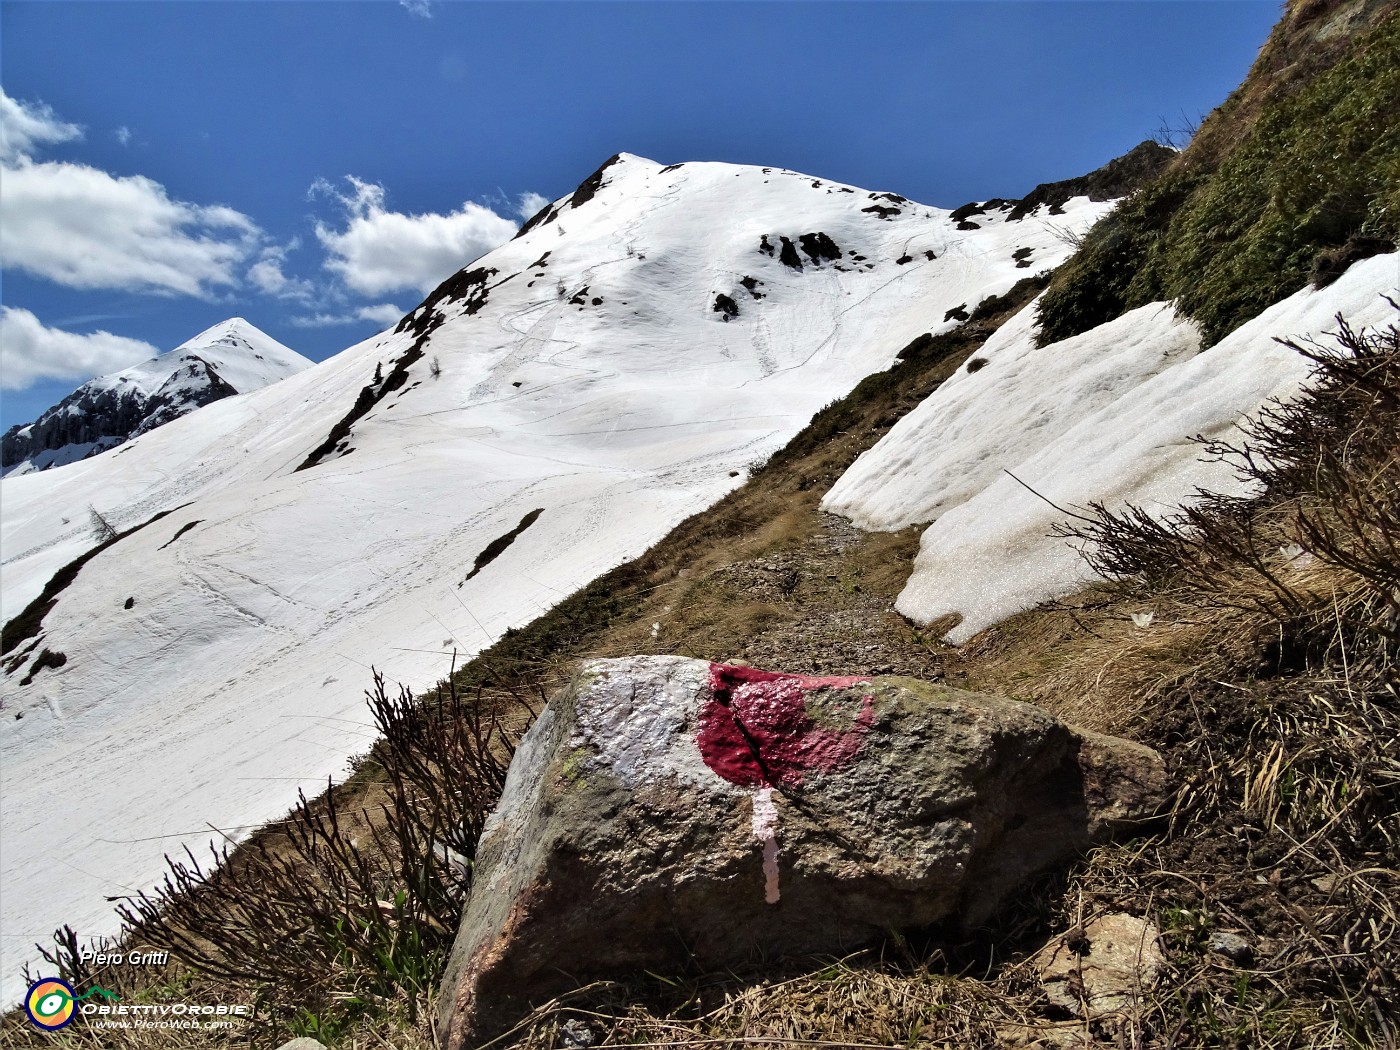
(1037, 4), (1400, 347)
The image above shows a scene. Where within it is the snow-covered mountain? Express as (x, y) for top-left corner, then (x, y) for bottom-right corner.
(0, 152), (1113, 997)
(1, 318), (311, 476)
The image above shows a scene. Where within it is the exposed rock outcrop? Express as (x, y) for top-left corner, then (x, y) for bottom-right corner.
(1005, 140), (1176, 220)
(437, 656), (1167, 1047)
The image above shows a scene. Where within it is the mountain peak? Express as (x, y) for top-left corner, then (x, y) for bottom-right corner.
(1, 318), (311, 475)
(516, 152), (665, 238)
(177, 316), (269, 349)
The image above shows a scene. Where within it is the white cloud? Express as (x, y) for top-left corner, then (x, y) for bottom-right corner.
(517, 191), (550, 221)
(247, 241), (313, 300)
(0, 89), (81, 163)
(356, 302), (406, 325)
(0, 307), (158, 391)
(400, 0), (433, 18)
(2, 160), (262, 297)
(115, 126), (132, 147)
(248, 258), (302, 297)
(0, 88), (263, 298)
(311, 175), (519, 297)
(289, 303), (404, 329)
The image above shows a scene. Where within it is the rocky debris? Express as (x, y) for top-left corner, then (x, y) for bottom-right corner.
(1032, 913), (1167, 1017)
(951, 200), (1006, 223)
(437, 656), (1167, 1047)
(713, 292), (740, 320)
(274, 1039), (329, 1050)
(924, 140), (1166, 236)
(761, 230), (841, 269)
(996, 1022), (1098, 1049)
(559, 1018), (597, 1046)
(798, 232), (841, 264)
(683, 514), (937, 680)
(1208, 930), (1253, 964)
(397, 266), (497, 337)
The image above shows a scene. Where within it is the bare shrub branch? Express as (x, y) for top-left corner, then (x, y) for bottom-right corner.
(113, 665), (525, 1029)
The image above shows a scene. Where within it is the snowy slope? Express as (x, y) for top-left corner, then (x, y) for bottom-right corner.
(1, 319), (311, 476)
(823, 252), (1400, 641)
(0, 153), (1111, 997)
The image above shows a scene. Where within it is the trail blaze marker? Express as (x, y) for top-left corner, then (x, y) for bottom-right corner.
(696, 663), (874, 902)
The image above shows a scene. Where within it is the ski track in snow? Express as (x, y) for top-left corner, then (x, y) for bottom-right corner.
(0, 154), (1112, 998)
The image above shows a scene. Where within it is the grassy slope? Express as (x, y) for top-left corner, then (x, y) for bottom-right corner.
(0, 272), (1044, 1050)
(1036, 0), (1400, 348)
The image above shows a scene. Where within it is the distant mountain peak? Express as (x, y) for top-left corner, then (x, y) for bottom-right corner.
(0, 318), (311, 476)
(190, 316), (254, 341)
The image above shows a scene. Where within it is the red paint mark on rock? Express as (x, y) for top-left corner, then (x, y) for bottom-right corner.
(696, 663), (874, 787)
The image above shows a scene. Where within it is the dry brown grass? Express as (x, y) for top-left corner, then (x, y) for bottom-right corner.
(493, 955), (1016, 1050)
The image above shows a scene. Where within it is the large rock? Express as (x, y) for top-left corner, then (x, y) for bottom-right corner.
(437, 656), (1167, 1047)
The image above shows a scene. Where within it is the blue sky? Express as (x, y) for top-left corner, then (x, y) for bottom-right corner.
(0, 0), (1280, 430)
